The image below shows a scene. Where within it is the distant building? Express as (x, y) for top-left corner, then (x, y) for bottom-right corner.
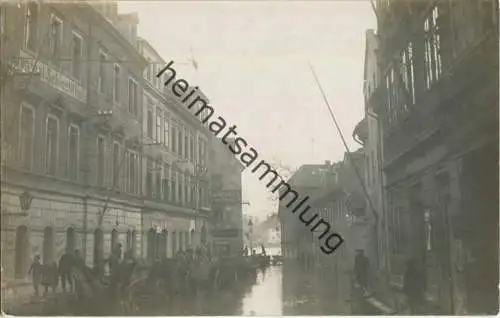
(278, 163), (333, 261)
(209, 137), (244, 256)
(254, 213), (280, 247)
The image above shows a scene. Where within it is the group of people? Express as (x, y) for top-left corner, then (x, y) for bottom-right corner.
(353, 249), (425, 314)
(28, 250), (85, 297)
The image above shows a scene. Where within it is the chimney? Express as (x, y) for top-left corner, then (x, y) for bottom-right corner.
(325, 160), (331, 166)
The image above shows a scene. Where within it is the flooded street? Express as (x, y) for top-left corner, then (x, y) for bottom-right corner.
(140, 262), (350, 316)
(240, 266), (282, 315)
(7, 260), (353, 316)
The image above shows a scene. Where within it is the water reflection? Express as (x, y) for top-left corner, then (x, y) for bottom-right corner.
(241, 266), (282, 316)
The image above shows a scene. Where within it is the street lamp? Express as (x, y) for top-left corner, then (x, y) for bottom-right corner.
(19, 190), (33, 215)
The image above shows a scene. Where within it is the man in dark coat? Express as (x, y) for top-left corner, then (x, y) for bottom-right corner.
(354, 249), (370, 292)
(28, 255), (43, 297)
(59, 251), (74, 292)
(403, 258), (425, 314)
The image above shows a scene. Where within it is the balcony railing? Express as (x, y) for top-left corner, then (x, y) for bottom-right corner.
(11, 51), (87, 103)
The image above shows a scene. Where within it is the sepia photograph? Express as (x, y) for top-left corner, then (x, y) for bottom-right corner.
(0, 0), (498, 315)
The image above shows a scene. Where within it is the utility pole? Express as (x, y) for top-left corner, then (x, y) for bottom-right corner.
(309, 63), (380, 266)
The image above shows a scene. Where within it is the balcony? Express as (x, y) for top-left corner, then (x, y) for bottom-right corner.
(11, 51), (87, 103)
(353, 117), (368, 145)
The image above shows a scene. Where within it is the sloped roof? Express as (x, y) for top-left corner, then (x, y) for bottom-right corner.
(287, 164), (329, 188)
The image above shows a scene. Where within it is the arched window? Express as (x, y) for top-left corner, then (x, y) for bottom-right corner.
(15, 225), (29, 278)
(66, 227), (76, 254)
(42, 227), (54, 264)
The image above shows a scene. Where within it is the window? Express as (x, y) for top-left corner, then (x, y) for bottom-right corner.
(163, 164), (170, 202)
(129, 152), (137, 194)
(147, 108), (153, 139)
(179, 173), (184, 205)
(25, 2), (39, 51)
(67, 125), (79, 181)
(385, 68), (398, 125)
(45, 115), (59, 175)
(400, 41), (416, 109)
(128, 78), (138, 116)
(198, 138), (206, 167)
(189, 133), (195, 162)
(185, 173), (190, 206)
(123, 151), (129, 192)
(146, 59), (152, 81)
(96, 136), (105, 185)
(146, 158), (152, 197)
(113, 64), (121, 103)
(172, 171), (177, 203)
(391, 207), (403, 253)
(184, 128), (188, 159)
(163, 116), (169, 149)
(134, 154), (139, 193)
(156, 107), (162, 144)
(190, 177), (196, 206)
(155, 162), (161, 200)
(112, 142), (120, 186)
(98, 51), (107, 94)
(171, 125), (177, 154)
(19, 104), (35, 170)
(71, 32), (83, 81)
(424, 6), (442, 90)
(49, 14), (62, 60)
(178, 127), (183, 158)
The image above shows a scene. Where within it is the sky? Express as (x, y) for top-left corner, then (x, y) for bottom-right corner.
(120, 1), (376, 220)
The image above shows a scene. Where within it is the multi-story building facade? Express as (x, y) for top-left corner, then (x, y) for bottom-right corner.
(0, 1), (148, 280)
(370, 0), (498, 313)
(136, 37), (212, 263)
(209, 137), (244, 256)
(0, 1), (216, 286)
(353, 29), (386, 271)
